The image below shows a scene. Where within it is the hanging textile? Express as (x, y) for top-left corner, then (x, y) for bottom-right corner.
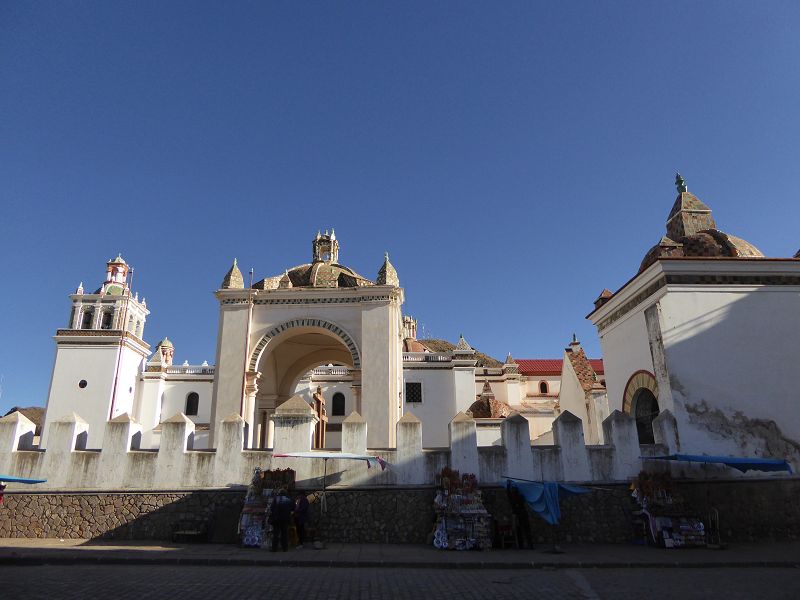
(642, 454), (792, 473)
(505, 478), (591, 525)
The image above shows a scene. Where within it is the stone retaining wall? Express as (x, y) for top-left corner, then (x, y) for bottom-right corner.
(2, 478), (799, 544)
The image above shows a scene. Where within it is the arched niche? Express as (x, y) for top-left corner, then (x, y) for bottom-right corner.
(622, 370), (660, 444)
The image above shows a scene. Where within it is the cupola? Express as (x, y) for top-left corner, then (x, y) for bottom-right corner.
(312, 229), (339, 264)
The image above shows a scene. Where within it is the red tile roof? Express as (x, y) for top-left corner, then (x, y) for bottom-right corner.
(517, 358), (604, 376)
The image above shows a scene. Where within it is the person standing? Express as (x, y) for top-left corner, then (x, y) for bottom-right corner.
(270, 488), (293, 552)
(294, 492), (310, 548)
(508, 486), (534, 549)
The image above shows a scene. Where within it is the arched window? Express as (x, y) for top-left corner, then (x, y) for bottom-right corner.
(81, 309), (94, 329)
(331, 392), (346, 416)
(185, 392), (199, 416)
(632, 388), (659, 444)
(539, 381), (549, 394)
(101, 311), (114, 330)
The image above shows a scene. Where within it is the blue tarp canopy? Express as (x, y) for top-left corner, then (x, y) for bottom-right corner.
(0, 475), (47, 484)
(642, 454), (792, 473)
(505, 478), (591, 525)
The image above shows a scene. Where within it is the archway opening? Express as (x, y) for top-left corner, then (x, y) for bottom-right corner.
(632, 388), (659, 444)
(253, 326), (357, 450)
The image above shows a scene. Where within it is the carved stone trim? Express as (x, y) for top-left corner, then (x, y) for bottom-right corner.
(248, 318), (361, 371)
(622, 370), (658, 414)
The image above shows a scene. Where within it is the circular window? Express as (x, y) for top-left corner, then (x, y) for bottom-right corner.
(78, 380), (88, 389)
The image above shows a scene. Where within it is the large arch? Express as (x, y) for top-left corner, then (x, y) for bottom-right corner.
(248, 318), (361, 372)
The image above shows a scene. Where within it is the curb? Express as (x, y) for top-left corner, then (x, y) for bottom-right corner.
(2, 552), (799, 570)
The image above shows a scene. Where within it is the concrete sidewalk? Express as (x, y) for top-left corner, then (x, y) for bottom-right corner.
(1, 538), (799, 569)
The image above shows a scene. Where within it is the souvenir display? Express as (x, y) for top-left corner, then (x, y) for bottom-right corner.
(431, 467), (492, 551)
(238, 467), (295, 548)
(630, 471), (706, 548)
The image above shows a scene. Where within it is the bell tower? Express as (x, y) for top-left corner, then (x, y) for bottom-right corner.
(312, 229), (339, 263)
(41, 256), (150, 449)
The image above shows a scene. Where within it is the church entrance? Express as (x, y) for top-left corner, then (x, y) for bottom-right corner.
(250, 324), (360, 450)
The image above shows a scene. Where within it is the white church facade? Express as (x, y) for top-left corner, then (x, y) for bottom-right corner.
(4, 175), (796, 492)
(38, 231), (604, 454)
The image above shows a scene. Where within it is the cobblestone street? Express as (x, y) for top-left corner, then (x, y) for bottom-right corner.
(1, 565), (798, 600)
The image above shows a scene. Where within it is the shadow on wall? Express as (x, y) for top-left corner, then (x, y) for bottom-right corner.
(0, 489), (246, 543)
(656, 286), (800, 468)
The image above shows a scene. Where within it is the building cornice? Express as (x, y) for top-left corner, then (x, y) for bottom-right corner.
(216, 285), (403, 306)
(588, 258), (800, 331)
(54, 329), (150, 354)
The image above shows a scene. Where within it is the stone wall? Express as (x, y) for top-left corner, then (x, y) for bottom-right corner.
(0, 490), (246, 542)
(309, 489), (434, 544)
(3, 479), (799, 544)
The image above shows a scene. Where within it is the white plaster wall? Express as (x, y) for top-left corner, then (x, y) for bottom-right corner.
(0, 400), (687, 489)
(527, 413), (556, 440)
(402, 369), (455, 448)
(476, 422), (502, 446)
(360, 301), (400, 447)
(136, 376), (165, 448)
(110, 350), (145, 420)
(161, 380), (214, 424)
(210, 303), (250, 443)
(42, 345), (120, 449)
(596, 307), (655, 412)
(488, 380), (507, 404)
(453, 367), (476, 414)
(659, 286), (800, 459)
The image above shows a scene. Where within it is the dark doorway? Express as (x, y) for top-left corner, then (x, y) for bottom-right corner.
(633, 388), (659, 444)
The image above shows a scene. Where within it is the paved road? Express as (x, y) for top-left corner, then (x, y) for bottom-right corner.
(1, 565), (798, 599)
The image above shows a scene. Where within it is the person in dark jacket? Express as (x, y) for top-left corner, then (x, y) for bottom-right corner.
(508, 486), (534, 549)
(270, 488), (293, 552)
(293, 492), (310, 548)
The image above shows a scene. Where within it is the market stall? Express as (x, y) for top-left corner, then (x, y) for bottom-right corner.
(432, 467), (492, 550)
(238, 467), (295, 548)
(635, 454), (793, 548)
(630, 471), (705, 548)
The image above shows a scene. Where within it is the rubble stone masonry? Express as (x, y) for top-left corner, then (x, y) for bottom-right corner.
(2, 479), (798, 544)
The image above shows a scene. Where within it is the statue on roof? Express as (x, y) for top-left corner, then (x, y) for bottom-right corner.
(675, 172), (688, 193)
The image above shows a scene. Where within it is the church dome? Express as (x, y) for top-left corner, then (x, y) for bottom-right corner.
(639, 176), (764, 273)
(252, 230), (376, 290)
(640, 229), (765, 272)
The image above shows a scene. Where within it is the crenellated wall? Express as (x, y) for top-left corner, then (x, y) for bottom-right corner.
(0, 402), (715, 492)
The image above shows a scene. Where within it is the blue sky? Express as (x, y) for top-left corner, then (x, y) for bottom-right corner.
(1, 1), (798, 413)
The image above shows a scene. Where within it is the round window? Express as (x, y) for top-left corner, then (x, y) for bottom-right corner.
(78, 380), (88, 389)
